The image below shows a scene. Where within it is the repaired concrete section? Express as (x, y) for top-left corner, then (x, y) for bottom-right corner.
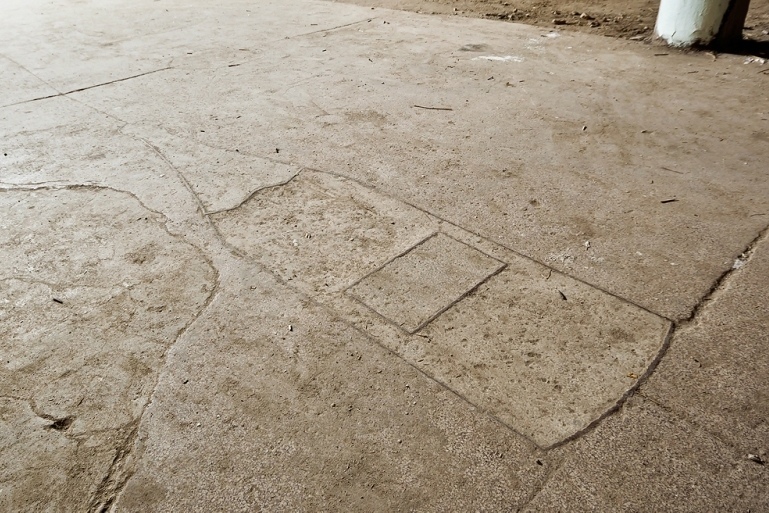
(212, 171), (438, 295)
(1, 0), (767, 510)
(214, 169), (670, 447)
(347, 233), (505, 333)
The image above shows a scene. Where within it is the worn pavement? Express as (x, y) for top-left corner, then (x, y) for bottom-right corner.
(1, 0), (768, 510)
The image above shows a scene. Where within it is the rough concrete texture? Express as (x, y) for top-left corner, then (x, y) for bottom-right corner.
(0, 0), (767, 511)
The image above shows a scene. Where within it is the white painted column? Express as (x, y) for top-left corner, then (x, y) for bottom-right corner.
(655, 0), (731, 46)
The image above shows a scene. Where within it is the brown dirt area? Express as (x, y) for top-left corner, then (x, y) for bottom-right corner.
(334, 0), (769, 45)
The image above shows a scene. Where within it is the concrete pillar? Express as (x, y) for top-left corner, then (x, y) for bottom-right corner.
(654, 0), (751, 48)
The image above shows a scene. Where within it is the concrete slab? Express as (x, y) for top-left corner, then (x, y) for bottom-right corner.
(524, 396), (769, 512)
(0, 187), (215, 511)
(62, 3), (769, 321)
(1, 0), (768, 510)
(0, 56), (58, 108)
(641, 231), (769, 454)
(111, 260), (549, 512)
(212, 168), (670, 447)
(212, 170), (438, 295)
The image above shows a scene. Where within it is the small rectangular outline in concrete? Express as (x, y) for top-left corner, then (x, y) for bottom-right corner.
(345, 231), (507, 334)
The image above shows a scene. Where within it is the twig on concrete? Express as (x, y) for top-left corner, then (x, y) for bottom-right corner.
(413, 105), (453, 111)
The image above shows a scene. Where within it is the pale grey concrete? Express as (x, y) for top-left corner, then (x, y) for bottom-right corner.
(0, 0), (767, 511)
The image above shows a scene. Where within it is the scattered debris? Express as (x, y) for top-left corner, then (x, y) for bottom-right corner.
(413, 104), (453, 111)
(747, 454), (765, 465)
(47, 416), (74, 431)
(472, 55), (524, 62)
(732, 253), (749, 270)
(661, 166), (684, 175)
(660, 198), (678, 204)
(744, 57), (766, 65)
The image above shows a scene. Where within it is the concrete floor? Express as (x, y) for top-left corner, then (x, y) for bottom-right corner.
(1, 0), (768, 511)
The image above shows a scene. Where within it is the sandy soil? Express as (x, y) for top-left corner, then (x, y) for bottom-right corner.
(335, 0), (769, 44)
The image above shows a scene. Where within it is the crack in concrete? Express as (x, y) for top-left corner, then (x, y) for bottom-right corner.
(4, 396), (76, 432)
(309, 167), (676, 322)
(202, 166), (678, 451)
(515, 221), (769, 506)
(0, 181), (220, 511)
(288, 17), (378, 39)
(85, 236), (221, 513)
(677, 221), (769, 326)
(638, 391), (769, 453)
(134, 135), (208, 218)
(1, 67), (173, 109)
(86, 419), (141, 513)
(4, 55), (764, 499)
(206, 170), (303, 215)
(0, 53), (61, 99)
(515, 451), (567, 512)
(88, 276), (222, 513)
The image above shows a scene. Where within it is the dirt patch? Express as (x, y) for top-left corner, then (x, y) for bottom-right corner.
(334, 0), (769, 43)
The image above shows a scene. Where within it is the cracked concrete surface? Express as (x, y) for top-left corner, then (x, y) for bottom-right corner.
(1, 0), (767, 510)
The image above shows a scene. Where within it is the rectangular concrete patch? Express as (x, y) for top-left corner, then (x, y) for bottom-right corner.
(347, 233), (505, 333)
